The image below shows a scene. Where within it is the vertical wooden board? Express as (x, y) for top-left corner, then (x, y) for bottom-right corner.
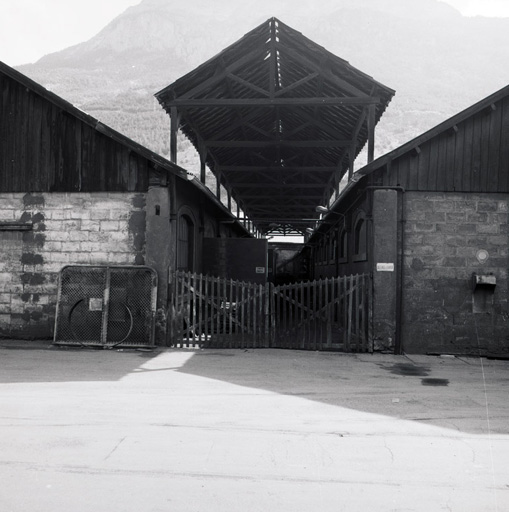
(386, 158), (398, 187)
(317, 279), (324, 350)
(427, 137), (439, 191)
(406, 147), (420, 191)
(76, 119), (83, 192)
(325, 278), (331, 348)
(18, 84), (29, 191)
(40, 99), (53, 191)
(94, 132), (106, 190)
(461, 116), (474, 191)
(281, 285), (287, 347)
(498, 98), (509, 192)
(480, 110), (492, 192)
(444, 128), (456, 192)
(347, 275), (354, 350)
(27, 91), (36, 190)
(471, 114), (482, 192)
(126, 149), (138, 191)
(240, 284), (246, 348)
(203, 275), (210, 341)
(435, 133), (448, 191)
(486, 103), (502, 192)
(299, 284), (305, 349)
(252, 284), (258, 348)
(355, 277), (361, 351)
(396, 157), (410, 189)
(0, 77), (10, 189)
(453, 123), (465, 191)
(417, 143), (430, 191)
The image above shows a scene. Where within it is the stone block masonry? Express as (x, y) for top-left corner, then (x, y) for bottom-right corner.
(0, 192), (146, 339)
(402, 192), (509, 355)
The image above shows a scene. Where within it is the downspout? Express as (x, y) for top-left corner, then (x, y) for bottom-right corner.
(366, 186), (405, 355)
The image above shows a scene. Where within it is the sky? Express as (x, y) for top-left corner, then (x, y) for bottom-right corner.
(0, 0), (509, 66)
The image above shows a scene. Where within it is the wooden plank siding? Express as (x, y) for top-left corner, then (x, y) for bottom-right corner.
(0, 70), (159, 193)
(365, 90), (509, 193)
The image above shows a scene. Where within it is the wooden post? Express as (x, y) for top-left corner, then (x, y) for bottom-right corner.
(170, 107), (179, 164)
(199, 143), (207, 184)
(348, 145), (356, 181)
(216, 173), (221, 200)
(367, 104), (376, 163)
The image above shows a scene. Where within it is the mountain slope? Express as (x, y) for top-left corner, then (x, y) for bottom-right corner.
(15, 0), (509, 173)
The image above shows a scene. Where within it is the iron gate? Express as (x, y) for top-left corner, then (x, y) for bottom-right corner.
(54, 265), (157, 348)
(171, 271), (372, 352)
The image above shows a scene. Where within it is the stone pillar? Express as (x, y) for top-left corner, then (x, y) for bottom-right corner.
(371, 189), (399, 352)
(145, 185), (172, 345)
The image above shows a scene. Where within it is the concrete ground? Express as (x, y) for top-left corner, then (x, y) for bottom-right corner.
(0, 343), (508, 512)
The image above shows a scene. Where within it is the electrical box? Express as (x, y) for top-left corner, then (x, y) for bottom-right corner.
(472, 273), (496, 291)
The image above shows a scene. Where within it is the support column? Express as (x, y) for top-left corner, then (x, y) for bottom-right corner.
(170, 107), (179, 164)
(348, 145), (356, 182)
(145, 185), (173, 345)
(367, 104), (376, 163)
(199, 143), (207, 184)
(371, 189), (399, 352)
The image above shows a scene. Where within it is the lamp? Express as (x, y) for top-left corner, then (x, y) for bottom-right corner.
(315, 205), (344, 217)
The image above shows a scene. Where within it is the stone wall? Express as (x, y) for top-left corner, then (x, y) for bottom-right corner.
(403, 192), (509, 355)
(0, 192), (146, 339)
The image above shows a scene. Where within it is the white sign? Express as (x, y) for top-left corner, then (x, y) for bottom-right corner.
(376, 263), (394, 272)
(89, 298), (103, 311)
(256, 267), (266, 274)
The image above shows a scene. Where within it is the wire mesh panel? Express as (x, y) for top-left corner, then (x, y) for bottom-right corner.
(54, 265), (157, 348)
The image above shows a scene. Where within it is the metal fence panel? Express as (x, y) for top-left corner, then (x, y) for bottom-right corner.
(54, 265), (157, 348)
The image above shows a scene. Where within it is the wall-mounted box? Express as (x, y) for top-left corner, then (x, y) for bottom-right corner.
(472, 273), (496, 291)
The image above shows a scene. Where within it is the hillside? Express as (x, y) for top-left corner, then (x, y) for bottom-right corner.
(15, 0), (509, 175)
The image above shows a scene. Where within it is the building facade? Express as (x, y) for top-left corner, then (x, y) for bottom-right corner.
(307, 85), (509, 356)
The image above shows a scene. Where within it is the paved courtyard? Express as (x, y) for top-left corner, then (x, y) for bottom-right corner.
(0, 343), (508, 511)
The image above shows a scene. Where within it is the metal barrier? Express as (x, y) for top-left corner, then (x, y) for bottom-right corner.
(54, 265), (157, 348)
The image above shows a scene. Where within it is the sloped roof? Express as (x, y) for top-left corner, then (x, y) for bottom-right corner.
(156, 18), (394, 235)
(0, 61), (189, 182)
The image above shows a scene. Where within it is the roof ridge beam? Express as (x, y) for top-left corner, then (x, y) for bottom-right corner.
(204, 140), (351, 147)
(167, 97), (380, 107)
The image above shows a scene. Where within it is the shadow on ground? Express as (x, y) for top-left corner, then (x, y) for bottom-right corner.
(0, 343), (161, 383)
(1, 343), (508, 436)
(174, 348), (509, 435)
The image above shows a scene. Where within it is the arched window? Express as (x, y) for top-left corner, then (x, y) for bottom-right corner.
(177, 214), (195, 271)
(339, 227), (348, 263)
(353, 212), (367, 262)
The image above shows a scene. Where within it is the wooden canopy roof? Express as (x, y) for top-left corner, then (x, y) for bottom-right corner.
(156, 18), (394, 235)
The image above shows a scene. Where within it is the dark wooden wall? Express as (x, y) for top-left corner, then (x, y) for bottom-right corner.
(0, 71), (150, 193)
(367, 95), (509, 192)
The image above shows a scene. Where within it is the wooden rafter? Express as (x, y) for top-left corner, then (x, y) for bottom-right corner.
(156, 17), (394, 236)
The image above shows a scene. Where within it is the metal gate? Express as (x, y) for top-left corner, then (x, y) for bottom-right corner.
(54, 265), (157, 348)
(171, 271), (372, 352)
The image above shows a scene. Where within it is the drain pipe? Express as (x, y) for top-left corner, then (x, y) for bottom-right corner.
(366, 186), (405, 355)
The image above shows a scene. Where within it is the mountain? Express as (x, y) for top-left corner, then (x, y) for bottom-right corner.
(15, 0), (509, 174)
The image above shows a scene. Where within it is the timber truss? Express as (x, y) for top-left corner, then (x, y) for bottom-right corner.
(156, 18), (394, 236)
